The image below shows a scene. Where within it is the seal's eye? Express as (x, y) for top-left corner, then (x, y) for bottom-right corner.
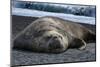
(38, 30), (43, 33)
(45, 36), (52, 40)
(37, 30), (46, 34)
(38, 30), (46, 33)
(45, 35), (62, 40)
(53, 36), (57, 39)
(34, 30), (46, 37)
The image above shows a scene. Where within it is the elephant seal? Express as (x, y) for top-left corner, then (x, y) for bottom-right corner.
(13, 16), (95, 53)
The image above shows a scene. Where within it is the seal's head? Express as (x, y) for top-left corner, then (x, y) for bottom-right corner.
(35, 30), (68, 53)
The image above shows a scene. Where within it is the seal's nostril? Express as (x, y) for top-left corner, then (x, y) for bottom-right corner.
(46, 36), (52, 40)
(57, 35), (62, 39)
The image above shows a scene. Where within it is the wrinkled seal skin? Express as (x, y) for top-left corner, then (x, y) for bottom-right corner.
(13, 16), (96, 53)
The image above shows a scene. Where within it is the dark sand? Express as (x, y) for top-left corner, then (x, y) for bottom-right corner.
(11, 15), (96, 66)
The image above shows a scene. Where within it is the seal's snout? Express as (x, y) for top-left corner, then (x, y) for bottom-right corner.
(44, 30), (64, 50)
(48, 36), (62, 50)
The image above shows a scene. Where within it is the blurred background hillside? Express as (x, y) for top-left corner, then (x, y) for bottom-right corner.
(12, 1), (96, 17)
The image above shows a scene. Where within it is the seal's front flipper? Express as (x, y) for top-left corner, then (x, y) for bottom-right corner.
(69, 38), (86, 50)
(78, 40), (86, 50)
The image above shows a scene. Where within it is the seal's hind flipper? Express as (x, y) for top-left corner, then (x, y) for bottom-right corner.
(85, 28), (96, 43)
